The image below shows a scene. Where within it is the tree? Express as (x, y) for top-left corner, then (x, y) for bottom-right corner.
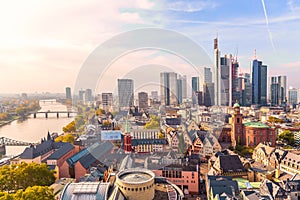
(55, 133), (75, 144)
(278, 130), (294, 145)
(0, 163), (55, 192)
(62, 121), (76, 133)
(144, 115), (160, 129)
(0, 186), (53, 200)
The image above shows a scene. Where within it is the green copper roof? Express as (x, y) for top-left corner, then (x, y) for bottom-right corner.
(243, 122), (270, 128)
(233, 102), (240, 107)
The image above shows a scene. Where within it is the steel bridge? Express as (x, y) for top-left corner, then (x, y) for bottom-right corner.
(0, 137), (32, 146)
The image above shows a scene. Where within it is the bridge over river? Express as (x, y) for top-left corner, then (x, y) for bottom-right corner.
(29, 110), (77, 118)
(0, 137), (35, 156)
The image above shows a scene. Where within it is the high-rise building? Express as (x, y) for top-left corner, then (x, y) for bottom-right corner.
(204, 67), (212, 83)
(231, 60), (239, 105)
(192, 76), (199, 105)
(79, 90), (85, 102)
(220, 54), (232, 106)
(177, 78), (182, 104)
(66, 87), (72, 100)
(203, 83), (214, 106)
(214, 37), (221, 106)
(181, 75), (187, 100)
(118, 79), (134, 109)
(151, 91), (158, 100)
(252, 58), (268, 106)
(269, 75), (287, 106)
(102, 93), (113, 111)
(85, 89), (93, 102)
(243, 73), (252, 106)
(138, 92), (148, 111)
(160, 72), (178, 106)
(288, 87), (298, 106)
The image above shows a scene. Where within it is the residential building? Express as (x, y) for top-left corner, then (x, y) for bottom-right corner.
(206, 176), (240, 200)
(153, 164), (200, 194)
(118, 79), (134, 109)
(66, 141), (113, 181)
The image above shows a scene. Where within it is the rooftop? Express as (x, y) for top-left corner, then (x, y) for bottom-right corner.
(243, 122), (270, 129)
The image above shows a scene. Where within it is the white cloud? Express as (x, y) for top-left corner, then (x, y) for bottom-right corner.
(166, 0), (218, 12)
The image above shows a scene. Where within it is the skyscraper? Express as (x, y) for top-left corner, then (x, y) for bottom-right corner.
(85, 89), (93, 103)
(160, 72), (178, 106)
(192, 76), (199, 105)
(220, 54), (232, 106)
(138, 92), (148, 111)
(181, 75), (187, 100)
(118, 79), (134, 109)
(252, 59), (267, 106)
(288, 87), (298, 106)
(66, 87), (72, 100)
(214, 37), (221, 106)
(203, 82), (214, 106)
(102, 93), (113, 111)
(269, 75), (287, 106)
(79, 90), (85, 102)
(204, 67), (212, 83)
(177, 78), (182, 104)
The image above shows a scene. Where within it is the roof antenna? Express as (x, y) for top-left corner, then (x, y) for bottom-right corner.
(254, 49), (257, 60)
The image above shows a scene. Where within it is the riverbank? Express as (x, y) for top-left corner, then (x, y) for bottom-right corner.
(0, 116), (21, 128)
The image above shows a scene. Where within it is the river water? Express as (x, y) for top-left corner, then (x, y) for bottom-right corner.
(0, 100), (74, 156)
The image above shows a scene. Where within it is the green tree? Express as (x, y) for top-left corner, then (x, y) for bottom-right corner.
(62, 121), (76, 133)
(144, 115), (160, 129)
(278, 130), (294, 145)
(55, 133), (75, 144)
(0, 186), (53, 200)
(0, 163), (55, 192)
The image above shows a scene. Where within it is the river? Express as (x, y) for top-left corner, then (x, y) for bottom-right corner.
(0, 100), (74, 156)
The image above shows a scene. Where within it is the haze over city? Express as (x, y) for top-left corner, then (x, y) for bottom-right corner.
(1, 0), (300, 94)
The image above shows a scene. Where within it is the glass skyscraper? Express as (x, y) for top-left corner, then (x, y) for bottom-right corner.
(252, 59), (267, 106)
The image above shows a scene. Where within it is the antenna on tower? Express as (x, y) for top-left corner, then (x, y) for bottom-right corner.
(254, 49), (257, 60)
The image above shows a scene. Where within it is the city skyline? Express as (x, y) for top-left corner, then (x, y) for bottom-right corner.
(1, 1), (300, 93)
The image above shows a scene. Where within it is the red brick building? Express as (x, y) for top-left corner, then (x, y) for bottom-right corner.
(231, 103), (276, 147)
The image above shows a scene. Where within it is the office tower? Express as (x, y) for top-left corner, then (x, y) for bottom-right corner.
(204, 67), (212, 83)
(177, 78), (182, 104)
(288, 87), (298, 106)
(102, 93), (113, 111)
(181, 75), (187, 99)
(118, 79), (134, 108)
(192, 76), (199, 105)
(231, 60), (239, 105)
(243, 73), (252, 106)
(214, 37), (221, 106)
(278, 76), (287, 105)
(269, 76), (287, 106)
(151, 91), (158, 100)
(79, 90), (85, 102)
(138, 92), (148, 111)
(65, 87), (72, 100)
(252, 58), (268, 106)
(220, 54), (232, 106)
(160, 72), (178, 106)
(85, 89), (93, 102)
(194, 91), (203, 105)
(203, 82), (214, 106)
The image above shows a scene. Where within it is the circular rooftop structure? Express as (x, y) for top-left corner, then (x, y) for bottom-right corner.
(116, 169), (155, 200)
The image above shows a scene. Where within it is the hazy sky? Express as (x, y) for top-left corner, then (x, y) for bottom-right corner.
(1, 0), (300, 94)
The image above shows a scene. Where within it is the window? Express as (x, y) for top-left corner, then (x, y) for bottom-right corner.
(237, 118), (240, 123)
(136, 188), (138, 191)
(248, 136), (250, 145)
(254, 137), (256, 145)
